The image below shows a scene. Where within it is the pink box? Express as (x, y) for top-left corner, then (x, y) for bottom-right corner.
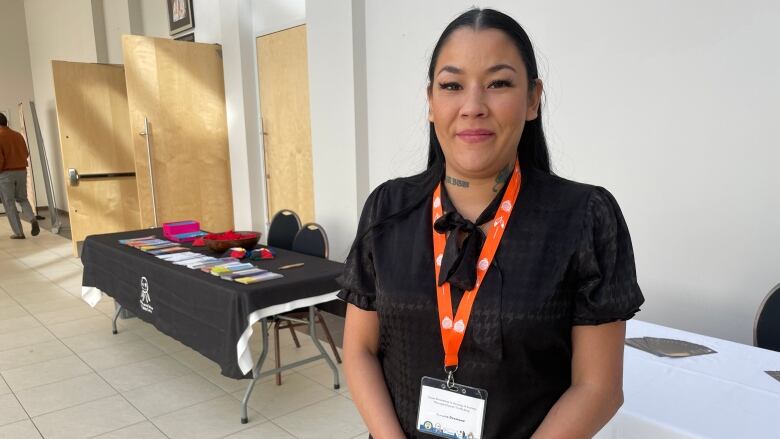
(163, 220), (202, 242)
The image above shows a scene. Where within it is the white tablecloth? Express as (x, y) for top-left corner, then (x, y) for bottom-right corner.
(595, 320), (780, 438)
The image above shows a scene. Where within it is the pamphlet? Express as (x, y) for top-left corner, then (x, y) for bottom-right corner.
(235, 272), (283, 284)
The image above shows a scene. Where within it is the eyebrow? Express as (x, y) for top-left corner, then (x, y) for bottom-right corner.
(487, 64), (517, 74)
(437, 64), (517, 76)
(437, 65), (463, 76)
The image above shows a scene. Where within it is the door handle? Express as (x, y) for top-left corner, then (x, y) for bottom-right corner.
(67, 168), (135, 186)
(140, 117), (159, 227)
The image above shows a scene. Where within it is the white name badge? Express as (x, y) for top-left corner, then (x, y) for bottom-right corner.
(416, 376), (488, 439)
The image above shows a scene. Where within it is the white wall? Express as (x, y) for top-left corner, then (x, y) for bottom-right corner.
(305, 0), (364, 261)
(0, 0), (45, 209)
(253, 0), (305, 36)
(24, 0), (101, 212)
(101, 0), (133, 63)
(361, 0), (780, 344)
(219, 0), (266, 233)
(136, 0), (169, 38)
(192, 0), (221, 43)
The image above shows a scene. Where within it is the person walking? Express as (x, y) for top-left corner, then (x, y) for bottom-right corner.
(0, 112), (39, 239)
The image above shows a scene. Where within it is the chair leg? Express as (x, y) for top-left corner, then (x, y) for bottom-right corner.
(274, 321), (282, 386)
(316, 310), (342, 364)
(289, 324), (301, 348)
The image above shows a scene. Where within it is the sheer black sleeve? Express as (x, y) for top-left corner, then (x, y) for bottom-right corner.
(336, 185), (384, 311)
(570, 187), (645, 325)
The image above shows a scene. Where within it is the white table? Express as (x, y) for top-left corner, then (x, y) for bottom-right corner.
(595, 320), (780, 438)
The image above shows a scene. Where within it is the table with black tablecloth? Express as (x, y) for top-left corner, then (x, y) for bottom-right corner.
(79, 228), (345, 423)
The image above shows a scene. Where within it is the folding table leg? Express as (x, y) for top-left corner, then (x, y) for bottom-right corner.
(111, 304), (123, 335)
(308, 306), (340, 390)
(316, 310), (342, 363)
(241, 318), (270, 424)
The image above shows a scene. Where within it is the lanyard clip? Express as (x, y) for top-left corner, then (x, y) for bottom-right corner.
(444, 365), (458, 390)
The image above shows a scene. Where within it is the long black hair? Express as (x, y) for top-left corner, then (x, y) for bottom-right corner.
(352, 8), (551, 247)
(425, 8), (551, 175)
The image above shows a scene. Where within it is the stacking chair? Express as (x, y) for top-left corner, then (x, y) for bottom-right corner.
(273, 222), (342, 385)
(291, 223), (329, 258)
(754, 283), (780, 352)
(267, 209), (301, 250)
(266, 210), (302, 359)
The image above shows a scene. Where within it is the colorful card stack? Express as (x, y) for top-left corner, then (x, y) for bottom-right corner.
(210, 263), (255, 275)
(205, 261), (284, 284)
(156, 252), (203, 262)
(119, 236), (283, 284)
(119, 235), (156, 245)
(120, 236), (188, 255)
(234, 272), (284, 284)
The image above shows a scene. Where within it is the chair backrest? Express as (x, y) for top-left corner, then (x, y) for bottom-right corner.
(267, 210), (301, 250)
(292, 222), (329, 259)
(755, 283), (780, 352)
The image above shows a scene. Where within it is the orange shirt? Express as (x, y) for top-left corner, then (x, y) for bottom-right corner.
(0, 126), (29, 172)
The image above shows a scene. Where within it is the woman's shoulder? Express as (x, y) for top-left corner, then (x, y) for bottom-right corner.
(524, 167), (621, 214)
(364, 175), (430, 214)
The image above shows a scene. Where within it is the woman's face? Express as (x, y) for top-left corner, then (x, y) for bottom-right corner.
(429, 28), (542, 179)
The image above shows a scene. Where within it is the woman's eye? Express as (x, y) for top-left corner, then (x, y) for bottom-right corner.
(488, 80), (514, 89)
(438, 82), (462, 91)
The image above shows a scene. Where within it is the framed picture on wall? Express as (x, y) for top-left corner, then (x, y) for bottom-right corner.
(167, 0), (194, 35)
(174, 33), (195, 42)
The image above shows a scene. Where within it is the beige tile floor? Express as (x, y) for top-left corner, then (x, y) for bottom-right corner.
(0, 218), (367, 439)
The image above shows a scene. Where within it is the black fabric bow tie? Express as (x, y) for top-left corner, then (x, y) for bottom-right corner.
(433, 184), (508, 291)
(434, 211), (487, 291)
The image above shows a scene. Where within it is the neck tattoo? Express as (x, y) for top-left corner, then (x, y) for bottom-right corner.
(445, 175), (470, 188)
(492, 163), (513, 192)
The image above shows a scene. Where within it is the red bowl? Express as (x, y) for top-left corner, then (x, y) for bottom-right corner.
(204, 231), (261, 253)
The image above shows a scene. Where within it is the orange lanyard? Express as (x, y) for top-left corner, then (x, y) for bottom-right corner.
(432, 160), (521, 370)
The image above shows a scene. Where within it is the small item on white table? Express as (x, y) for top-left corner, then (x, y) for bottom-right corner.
(626, 337), (716, 358)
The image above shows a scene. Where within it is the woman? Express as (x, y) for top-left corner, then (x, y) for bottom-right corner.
(338, 8), (644, 438)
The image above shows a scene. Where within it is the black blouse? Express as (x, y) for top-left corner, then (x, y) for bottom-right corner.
(337, 166), (645, 438)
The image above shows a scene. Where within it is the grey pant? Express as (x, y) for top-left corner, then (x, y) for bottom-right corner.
(0, 170), (35, 237)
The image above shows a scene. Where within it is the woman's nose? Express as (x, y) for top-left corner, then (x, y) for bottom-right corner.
(459, 86), (488, 118)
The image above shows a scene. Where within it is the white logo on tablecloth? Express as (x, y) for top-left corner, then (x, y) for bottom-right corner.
(140, 276), (153, 313)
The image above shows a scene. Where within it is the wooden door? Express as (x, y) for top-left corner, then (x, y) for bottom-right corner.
(52, 61), (141, 255)
(257, 25), (315, 224)
(122, 35), (234, 232)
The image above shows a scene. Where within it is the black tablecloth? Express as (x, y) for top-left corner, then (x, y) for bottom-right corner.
(81, 228), (344, 378)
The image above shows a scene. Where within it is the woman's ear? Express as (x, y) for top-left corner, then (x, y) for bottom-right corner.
(526, 79), (543, 121)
